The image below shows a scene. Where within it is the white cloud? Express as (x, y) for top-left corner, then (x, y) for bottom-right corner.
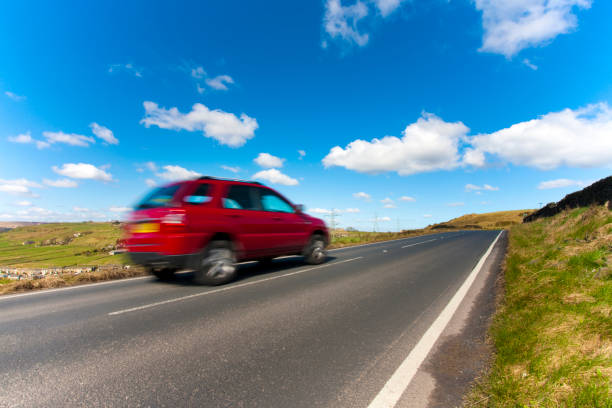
(36, 140), (50, 149)
(90, 123), (118, 145)
(537, 178), (586, 190)
(5, 91), (26, 101)
(465, 183), (499, 192)
(344, 208), (360, 213)
(52, 163), (113, 181)
(191, 66), (206, 79)
(16, 201), (32, 206)
(141, 101), (258, 148)
(205, 75), (234, 91)
(8, 132), (32, 144)
(447, 202), (465, 207)
(375, 0), (405, 17)
(323, 112), (469, 175)
(196, 83), (206, 94)
(252, 169), (299, 186)
(522, 58), (538, 70)
(73, 206), (89, 212)
(470, 103), (612, 169)
(381, 197), (394, 204)
(475, 0), (592, 57)
(323, 0), (370, 47)
(462, 148), (485, 167)
(43, 131), (95, 147)
(399, 196), (416, 202)
(298, 150), (306, 159)
(254, 153), (285, 168)
(423, 214), (432, 218)
(109, 206), (132, 213)
(310, 208), (332, 214)
(145, 178), (157, 187)
(156, 165), (202, 181)
(353, 191), (371, 200)
(43, 178), (78, 188)
(108, 63), (142, 77)
(379, 216), (391, 222)
(0, 179), (41, 196)
(221, 165), (241, 173)
(145, 161), (157, 172)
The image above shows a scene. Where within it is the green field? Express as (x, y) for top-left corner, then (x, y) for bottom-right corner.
(0, 222), (127, 268)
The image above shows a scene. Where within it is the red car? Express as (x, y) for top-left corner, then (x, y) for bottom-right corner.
(124, 177), (329, 285)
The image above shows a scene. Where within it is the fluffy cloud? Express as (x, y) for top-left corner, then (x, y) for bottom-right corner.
(156, 165), (201, 181)
(43, 131), (95, 147)
(5, 91), (26, 101)
(90, 123), (118, 145)
(470, 103), (612, 169)
(0, 178), (41, 196)
(399, 196), (416, 202)
(108, 63), (142, 77)
(523, 58), (538, 70)
(298, 150), (306, 159)
(252, 169), (299, 186)
(16, 201), (32, 207)
(43, 178), (78, 188)
(465, 183), (499, 192)
(191, 66), (206, 79)
(109, 206), (132, 213)
(310, 208), (332, 215)
(254, 153), (285, 168)
(537, 178), (586, 190)
(353, 191), (371, 200)
(52, 163), (113, 181)
(375, 0), (405, 17)
(205, 75), (234, 91)
(145, 178), (157, 187)
(323, 113), (469, 175)
(323, 0), (369, 47)
(381, 197), (396, 208)
(345, 208), (360, 213)
(8, 132), (32, 144)
(141, 101), (258, 148)
(447, 202), (465, 207)
(475, 0), (592, 57)
(221, 165), (240, 173)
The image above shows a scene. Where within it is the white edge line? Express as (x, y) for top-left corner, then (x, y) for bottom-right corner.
(367, 231), (503, 408)
(0, 275), (152, 301)
(329, 232), (459, 252)
(108, 256), (363, 316)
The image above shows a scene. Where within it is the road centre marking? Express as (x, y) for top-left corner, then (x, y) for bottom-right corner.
(108, 256), (363, 316)
(367, 231), (503, 408)
(401, 238), (437, 248)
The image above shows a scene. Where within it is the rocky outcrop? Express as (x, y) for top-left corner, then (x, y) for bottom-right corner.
(524, 176), (612, 222)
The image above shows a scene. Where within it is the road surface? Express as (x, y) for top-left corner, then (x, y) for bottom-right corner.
(0, 230), (503, 407)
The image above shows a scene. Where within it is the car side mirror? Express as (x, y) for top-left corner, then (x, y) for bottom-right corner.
(295, 204), (305, 213)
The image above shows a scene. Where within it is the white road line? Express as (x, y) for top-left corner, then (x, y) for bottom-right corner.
(401, 238), (437, 249)
(328, 234), (445, 252)
(367, 231), (503, 408)
(108, 256), (364, 316)
(0, 276), (152, 301)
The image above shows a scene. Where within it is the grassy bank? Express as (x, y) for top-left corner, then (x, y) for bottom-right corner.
(469, 205), (612, 407)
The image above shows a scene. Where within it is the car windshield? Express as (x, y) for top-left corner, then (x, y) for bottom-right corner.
(135, 185), (181, 209)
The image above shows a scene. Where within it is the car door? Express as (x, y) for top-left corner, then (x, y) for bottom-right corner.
(219, 184), (274, 258)
(257, 188), (310, 253)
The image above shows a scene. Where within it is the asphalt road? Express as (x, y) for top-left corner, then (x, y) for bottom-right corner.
(0, 230), (501, 408)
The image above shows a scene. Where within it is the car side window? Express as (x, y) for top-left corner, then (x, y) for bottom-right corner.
(223, 185), (259, 210)
(259, 189), (295, 213)
(184, 183), (212, 205)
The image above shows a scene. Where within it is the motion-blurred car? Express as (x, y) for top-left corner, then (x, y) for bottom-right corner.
(123, 176), (329, 285)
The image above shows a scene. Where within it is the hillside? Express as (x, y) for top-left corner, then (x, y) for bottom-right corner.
(427, 209), (534, 230)
(0, 222), (126, 268)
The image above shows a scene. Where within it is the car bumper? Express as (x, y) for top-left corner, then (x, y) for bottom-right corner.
(127, 251), (196, 270)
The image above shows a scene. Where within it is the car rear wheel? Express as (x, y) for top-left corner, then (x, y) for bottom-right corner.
(193, 240), (237, 285)
(304, 234), (327, 265)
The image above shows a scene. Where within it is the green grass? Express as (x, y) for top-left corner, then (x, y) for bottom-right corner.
(468, 205), (612, 407)
(0, 222), (125, 267)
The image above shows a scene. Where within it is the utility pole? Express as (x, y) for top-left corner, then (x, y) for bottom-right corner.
(328, 209), (341, 238)
(538, 202), (543, 208)
(396, 217), (400, 233)
(373, 213), (379, 233)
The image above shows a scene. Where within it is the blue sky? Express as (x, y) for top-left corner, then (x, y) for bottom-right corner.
(1, 0), (611, 230)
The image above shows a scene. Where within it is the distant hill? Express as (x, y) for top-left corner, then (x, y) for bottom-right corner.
(426, 210), (534, 231)
(0, 221), (46, 229)
(0, 222), (125, 268)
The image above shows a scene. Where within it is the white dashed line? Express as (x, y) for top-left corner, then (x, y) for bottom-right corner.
(401, 238), (437, 249)
(108, 256), (363, 316)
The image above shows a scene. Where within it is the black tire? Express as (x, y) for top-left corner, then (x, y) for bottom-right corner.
(303, 234), (327, 265)
(193, 240), (237, 285)
(150, 267), (176, 280)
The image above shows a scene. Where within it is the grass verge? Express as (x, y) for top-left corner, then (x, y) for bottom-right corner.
(468, 205), (612, 407)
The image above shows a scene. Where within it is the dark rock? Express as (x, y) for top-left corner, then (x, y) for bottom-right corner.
(524, 176), (612, 223)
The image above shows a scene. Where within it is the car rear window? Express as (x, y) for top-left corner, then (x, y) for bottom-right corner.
(136, 185), (181, 209)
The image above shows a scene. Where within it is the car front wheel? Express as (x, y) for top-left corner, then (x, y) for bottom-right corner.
(193, 240), (237, 285)
(304, 234), (327, 265)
